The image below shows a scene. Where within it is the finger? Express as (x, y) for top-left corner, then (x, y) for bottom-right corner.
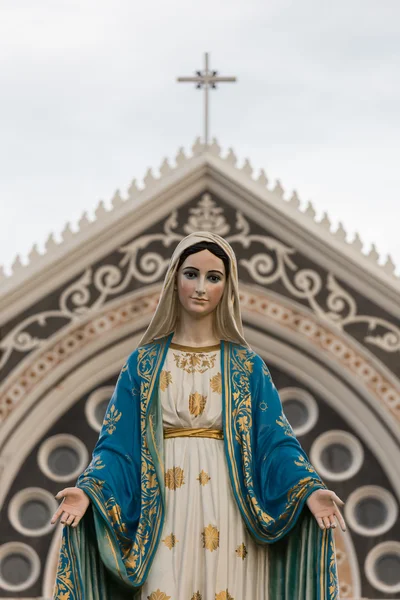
(50, 505), (65, 525)
(317, 517), (325, 529)
(66, 514), (75, 526)
(331, 492), (345, 506)
(60, 511), (70, 525)
(55, 489), (68, 500)
(329, 515), (337, 529)
(334, 507), (347, 532)
(71, 515), (81, 528)
(323, 516), (331, 529)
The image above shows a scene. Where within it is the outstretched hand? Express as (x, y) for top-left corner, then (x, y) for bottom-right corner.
(50, 487), (90, 528)
(306, 489), (346, 532)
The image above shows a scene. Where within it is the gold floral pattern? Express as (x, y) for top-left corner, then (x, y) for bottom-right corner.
(215, 591), (234, 600)
(159, 370), (173, 391)
(173, 351), (217, 373)
(103, 404), (122, 435)
(210, 372), (222, 394)
(106, 498), (128, 536)
(162, 533), (178, 549)
(133, 342), (167, 579)
(294, 454), (318, 475)
(235, 542), (248, 560)
(165, 466), (185, 490)
(80, 456), (105, 479)
(329, 538), (339, 599)
(262, 361), (272, 381)
(53, 536), (73, 600)
(202, 524), (219, 551)
(189, 392), (207, 416)
(197, 470), (211, 485)
(277, 414), (295, 438)
(147, 591), (171, 600)
(191, 592), (202, 600)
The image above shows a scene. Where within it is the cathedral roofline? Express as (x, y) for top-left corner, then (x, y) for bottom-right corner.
(0, 137), (398, 320)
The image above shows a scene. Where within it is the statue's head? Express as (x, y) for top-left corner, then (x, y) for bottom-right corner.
(174, 241), (230, 321)
(138, 231), (249, 348)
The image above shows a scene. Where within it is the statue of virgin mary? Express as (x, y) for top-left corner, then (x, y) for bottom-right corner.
(52, 231), (344, 599)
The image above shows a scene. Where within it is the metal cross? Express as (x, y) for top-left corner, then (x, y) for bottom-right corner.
(177, 52), (237, 146)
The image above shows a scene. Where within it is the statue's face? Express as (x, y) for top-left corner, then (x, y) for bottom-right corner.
(176, 249), (226, 318)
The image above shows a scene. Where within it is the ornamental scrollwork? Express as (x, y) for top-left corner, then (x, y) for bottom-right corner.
(1, 193), (398, 373)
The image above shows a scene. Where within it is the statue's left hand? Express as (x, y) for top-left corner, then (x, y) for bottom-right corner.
(306, 489), (346, 531)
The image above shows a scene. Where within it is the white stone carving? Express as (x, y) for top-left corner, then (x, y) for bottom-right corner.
(8, 487), (58, 537)
(127, 178), (140, 200)
(37, 433), (89, 483)
(1, 195), (399, 376)
(1, 285), (399, 427)
(257, 169), (268, 186)
(111, 190), (124, 209)
(0, 542), (41, 592)
(1, 139), (398, 294)
(310, 430), (364, 482)
(364, 541), (400, 594)
(345, 485), (398, 538)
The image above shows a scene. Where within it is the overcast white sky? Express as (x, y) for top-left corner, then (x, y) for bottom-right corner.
(1, 0), (399, 277)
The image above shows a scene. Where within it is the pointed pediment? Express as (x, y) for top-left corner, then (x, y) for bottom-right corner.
(0, 138), (398, 323)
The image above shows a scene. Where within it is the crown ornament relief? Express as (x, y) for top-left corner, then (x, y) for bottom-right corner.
(183, 193), (230, 236)
(0, 138), (398, 292)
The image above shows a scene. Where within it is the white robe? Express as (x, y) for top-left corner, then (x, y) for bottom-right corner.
(139, 342), (269, 600)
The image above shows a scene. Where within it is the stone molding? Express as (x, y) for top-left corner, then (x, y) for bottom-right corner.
(1, 194), (399, 394)
(1, 138), (398, 304)
(1, 284), (399, 431)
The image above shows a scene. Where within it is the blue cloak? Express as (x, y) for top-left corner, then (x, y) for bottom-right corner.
(53, 332), (339, 599)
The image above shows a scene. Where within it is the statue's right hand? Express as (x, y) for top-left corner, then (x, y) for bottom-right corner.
(50, 487), (90, 528)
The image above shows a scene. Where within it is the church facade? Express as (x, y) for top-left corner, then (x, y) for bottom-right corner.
(0, 139), (399, 599)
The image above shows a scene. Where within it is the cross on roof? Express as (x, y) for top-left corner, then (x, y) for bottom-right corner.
(177, 52), (237, 146)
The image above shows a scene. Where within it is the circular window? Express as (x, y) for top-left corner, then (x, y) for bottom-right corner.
(8, 488), (58, 537)
(345, 486), (398, 537)
(279, 388), (319, 437)
(38, 434), (89, 482)
(0, 542), (40, 592)
(365, 541), (400, 593)
(320, 444), (352, 473)
(310, 430), (364, 481)
(85, 386), (114, 432)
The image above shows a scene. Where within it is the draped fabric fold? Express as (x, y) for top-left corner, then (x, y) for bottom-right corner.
(53, 333), (339, 599)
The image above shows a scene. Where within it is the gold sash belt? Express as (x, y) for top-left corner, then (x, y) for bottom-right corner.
(164, 427), (224, 440)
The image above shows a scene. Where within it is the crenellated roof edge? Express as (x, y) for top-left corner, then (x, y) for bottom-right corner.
(0, 137), (398, 299)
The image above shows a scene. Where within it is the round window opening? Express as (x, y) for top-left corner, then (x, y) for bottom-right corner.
(38, 434), (89, 482)
(365, 541), (400, 593)
(1, 553), (31, 586)
(320, 443), (353, 474)
(355, 497), (388, 529)
(375, 554), (400, 587)
(8, 487), (58, 537)
(310, 430), (364, 482)
(345, 486), (398, 538)
(19, 500), (51, 530)
(283, 399), (308, 429)
(279, 388), (319, 437)
(48, 446), (80, 477)
(0, 543), (40, 592)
